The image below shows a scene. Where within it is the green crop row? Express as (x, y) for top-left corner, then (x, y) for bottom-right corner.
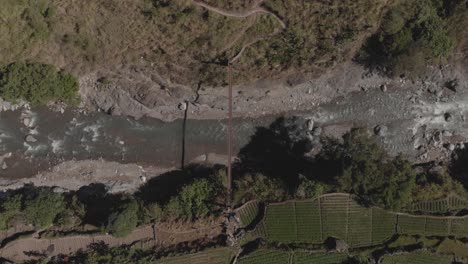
(255, 194), (468, 248)
(380, 251), (452, 264)
(238, 250), (347, 264)
(238, 201), (260, 228)
(158, 247), (234, 264)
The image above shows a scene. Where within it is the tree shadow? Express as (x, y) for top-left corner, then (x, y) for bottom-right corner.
(354, 33), (389, 75)
(450, 146), (468, 189)
(77, 183), (125, 227)
(233, 116), (314, 194)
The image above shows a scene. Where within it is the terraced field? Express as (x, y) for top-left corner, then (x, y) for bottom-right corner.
(397, 215), (461, 237)
(371, 208), (396, 244)
(321, 195), (348, 242)
(295, 200), (321, 242)
(157, 247), (234, 264)
(238, 250), (347, 264)
(451, 218), (468, 236)
(408, 195), (468, 213)
(263, 201), (297, 242)
(380, 251), (453, 264)
(260, 194), (397, 247)
(253, 194), (468, 247)
(397, 215), (427, 235)
(293, 252), (348, 264)
(237, 200), (260, 228)
(237, 250), (290, 264)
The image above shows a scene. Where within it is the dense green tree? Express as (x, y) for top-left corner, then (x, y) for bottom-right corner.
(319, 129), (416, 209)
(56, 195), (86, 228)
(0, 62), (79, 106)
(106, 198), (139, 237)
(58, 242), (154, 264)
(0, 194), (22, 230)
(233, 173), (287, 204)
(24, 190), (66, 228)
(164, 178), (217, 220)
(379, 156), (417, 210)
(295, 176), (325, 200)
(141, 202), (163, 224)
(360, 0), (457, 76)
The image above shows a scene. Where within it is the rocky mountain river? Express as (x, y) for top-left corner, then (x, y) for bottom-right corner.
(0, 76), (467, 191)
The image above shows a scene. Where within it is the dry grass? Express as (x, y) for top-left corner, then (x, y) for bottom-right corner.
(1, 0), (465, 88)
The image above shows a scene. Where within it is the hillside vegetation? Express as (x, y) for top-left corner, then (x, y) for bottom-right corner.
(0, 62), (78, 105)
(358, 0), (467, 76)
(2, 0), (464, 93)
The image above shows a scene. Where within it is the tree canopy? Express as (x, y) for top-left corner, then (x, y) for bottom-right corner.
(0, 62), (79, 106)
(164, 178), (218, 220)
(24, 190), (67, 228)
(106, 198), (140, 237)
(319, 129), (416, 209)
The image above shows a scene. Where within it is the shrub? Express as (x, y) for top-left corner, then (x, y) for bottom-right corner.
(164, 178), (217, 220)
(106, 198), (139, 237)
(64, 242), (154, 264)
(381, 9), (407, 35)
(234, 173), (287, 203)
(24, 190), (66, 229)
(360, 0), (455, 76)
(295, 176), (325, 199)
(55, 195), (86, 228)
(142, 202), (163, 223)
(0, 62), (79, 106)
(319, 128), (416, 210)
(266, 30), (303, 68)
(0, 194), (22, 230)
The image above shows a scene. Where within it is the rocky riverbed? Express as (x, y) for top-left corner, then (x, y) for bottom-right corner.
(0, 61), (466, 193)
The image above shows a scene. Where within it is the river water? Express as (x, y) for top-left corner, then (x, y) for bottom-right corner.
(0, 108), (279, 179)
(1, 86), (467, 180)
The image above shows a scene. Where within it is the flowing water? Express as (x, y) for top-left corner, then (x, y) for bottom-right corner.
(1, 86), (468, 180)
(0, 108), (277, 179)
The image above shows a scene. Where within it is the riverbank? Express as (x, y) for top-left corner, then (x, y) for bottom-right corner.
(78, 62), (392, 122)
(77, 59), (467, 122)
(0, 60), (466, 193)
(0, 56), (466, 193)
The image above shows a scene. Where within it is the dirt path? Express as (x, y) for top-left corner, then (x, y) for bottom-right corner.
(191, 0), (286, 28)
(0, 223), (223, 262)
(190, 0), (286, 63)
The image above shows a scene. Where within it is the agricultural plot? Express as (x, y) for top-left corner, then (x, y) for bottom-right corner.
(347, 201), (372, 247)
(157, 247), (233, 264)
(238, 201), (260, 228)
(251, 221), (268, 238)
(321, 194), (349, 241)
(237, 250), (290, 264)
(380, 251), (452, 264)
(408, 195), (468, 213)
(371, 208), (396, 244)
(262, 194), (397, 246)
(450, 218), (468, 237)
(257, 194), (468, 249)
(295, 200), (321, 243)
(425, 218), (449, 236)
(448, 195), (468, 209)
(397, 215), (426, 235)
(293, 252), (348, 264)
(263, 202), (297, 242)
(408, 199), (449, 213)
(397, 216), (450, 237)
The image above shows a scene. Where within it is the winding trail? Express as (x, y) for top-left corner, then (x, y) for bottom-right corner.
(190, 0), (286, 63)
(191, 0), (286, 28)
